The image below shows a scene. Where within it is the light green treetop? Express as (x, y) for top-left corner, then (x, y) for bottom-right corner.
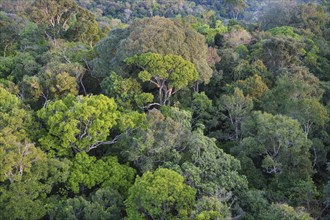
(37, 94), (145, 157)
(125, 52), (198, 105)
(125, 168), (196, 220)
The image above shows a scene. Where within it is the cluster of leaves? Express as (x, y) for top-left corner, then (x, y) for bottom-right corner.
(1, 0), (330, 219)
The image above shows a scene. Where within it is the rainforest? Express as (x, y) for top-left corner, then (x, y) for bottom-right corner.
(0, 0), (330, 219)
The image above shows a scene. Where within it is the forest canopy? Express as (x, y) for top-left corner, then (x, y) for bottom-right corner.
(0, 0), (330, 219)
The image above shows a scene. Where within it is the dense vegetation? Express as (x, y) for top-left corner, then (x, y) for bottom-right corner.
(0, 0), (330, 219)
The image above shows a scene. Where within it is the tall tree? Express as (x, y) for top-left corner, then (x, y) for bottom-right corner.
(218, 87), (253, 141)
(237, 111), (315, 206)
(28, 0), (100, 45)
(261, 68), (328, 136)
(68, 152), (135, 194)
(93, 16), (212, 85)
(125, 52), (199, 105)
(37, 94), (145, 157)
(0, 87), (45, 183)
(125, 168), (196, 220)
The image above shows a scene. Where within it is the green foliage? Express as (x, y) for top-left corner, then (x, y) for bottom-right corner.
(37, 94), (145, 157)
(224, 0), (247, 19)
(126, 52), (199, 105)
(191, 19), (228, 45)
(268, 26), (302, 40)
(125, 168), (196, 220)
(326, 163), (330, 209)
(43, 40), (95, 65)
(235, 44), (249, 58)
(0, 156), (71, 220)
(69, 152), (135, 194)
(262, 68), (329, 135)
(195, 196), (231, 220)
(1, 1), (329, 219)
(238, 190), (269, 220)
(0, 52), (40, 83)
(119, 106), (247, 201)
(218, 87), (253, 141)
(20, 70), (78, 105)
(263, 203), (312, 220)
(0, 88), (46, 183)
(49, 187), (125, 220)
(120, 108), (191, 173)
(182, 127), (248, 195)
(28, 0), (101, 45)
(94, 17), (212, 84)
(234, 74), (269, 100)
(238, 111), (314, 205)
(0, 179), (48, 220)
(101, 72), (154, 109)
(191, 92), (214, 127)
(251, 36), (305, 73)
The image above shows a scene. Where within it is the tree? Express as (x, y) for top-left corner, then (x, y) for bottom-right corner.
(28, 0), (100, 45)
(125, 168), (196, 220)
(241, 111), (312, 176)
(125, 52), (199, 105)
(37, 94), (145, 157)
(223, 25), (252, 48)
(28, 0), (78, 39)
(194, 196), (231, 220)
(0, 11), (25, 57)
(180, 126), (248, 196)
(101, 72), (154, 110)
(0, 154), (71, 220)
(291, 3), (328, 35)
(0, 87), (46, 183)
(234, 74), (269, 101)
(263, 203), (312, 220)
(224, 0), (247, 19)
(238, 190), (270, 220)
(119, 108), (192, 173)
(191, 92), (214, 128)
(20, 70), (78, 105)
(238, 111), (315, 205)
(49, 187), (125, 220)
(0, 178), (48, 219)
(93, 16), (212, 85)
(218, 87), (253, 141)
(68, 152), (135, 194)
(258, 0), (296, 30)
(251, 36), (305, 74)
(261, 68), (328, 136)
(189, 19), (228, 45)
(325, 163), (330, 214)
(0, 52), (40, 83)
(119, 107), (247, 198)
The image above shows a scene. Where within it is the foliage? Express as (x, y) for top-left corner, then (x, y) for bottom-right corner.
(218, 87), (253, 141)
(93, 16), (212, 84)
(261, 68), (329, 135)
(49, 187), (125, 220)
(238, 111), (315, 205)
(125, 168), (196, 220)
(0, 88), (45, 183)
(28, 0), (101, 45)
(120, 108), (192, 173)
(126, 52), (199, 105)
(1, 1), (329, 219)
(37, 94), (145, 157)
(68, 152), (135, 194)
(195, 196), (231, 220)
(263, 203), (313, 220)
(101, 72), (154, 109)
